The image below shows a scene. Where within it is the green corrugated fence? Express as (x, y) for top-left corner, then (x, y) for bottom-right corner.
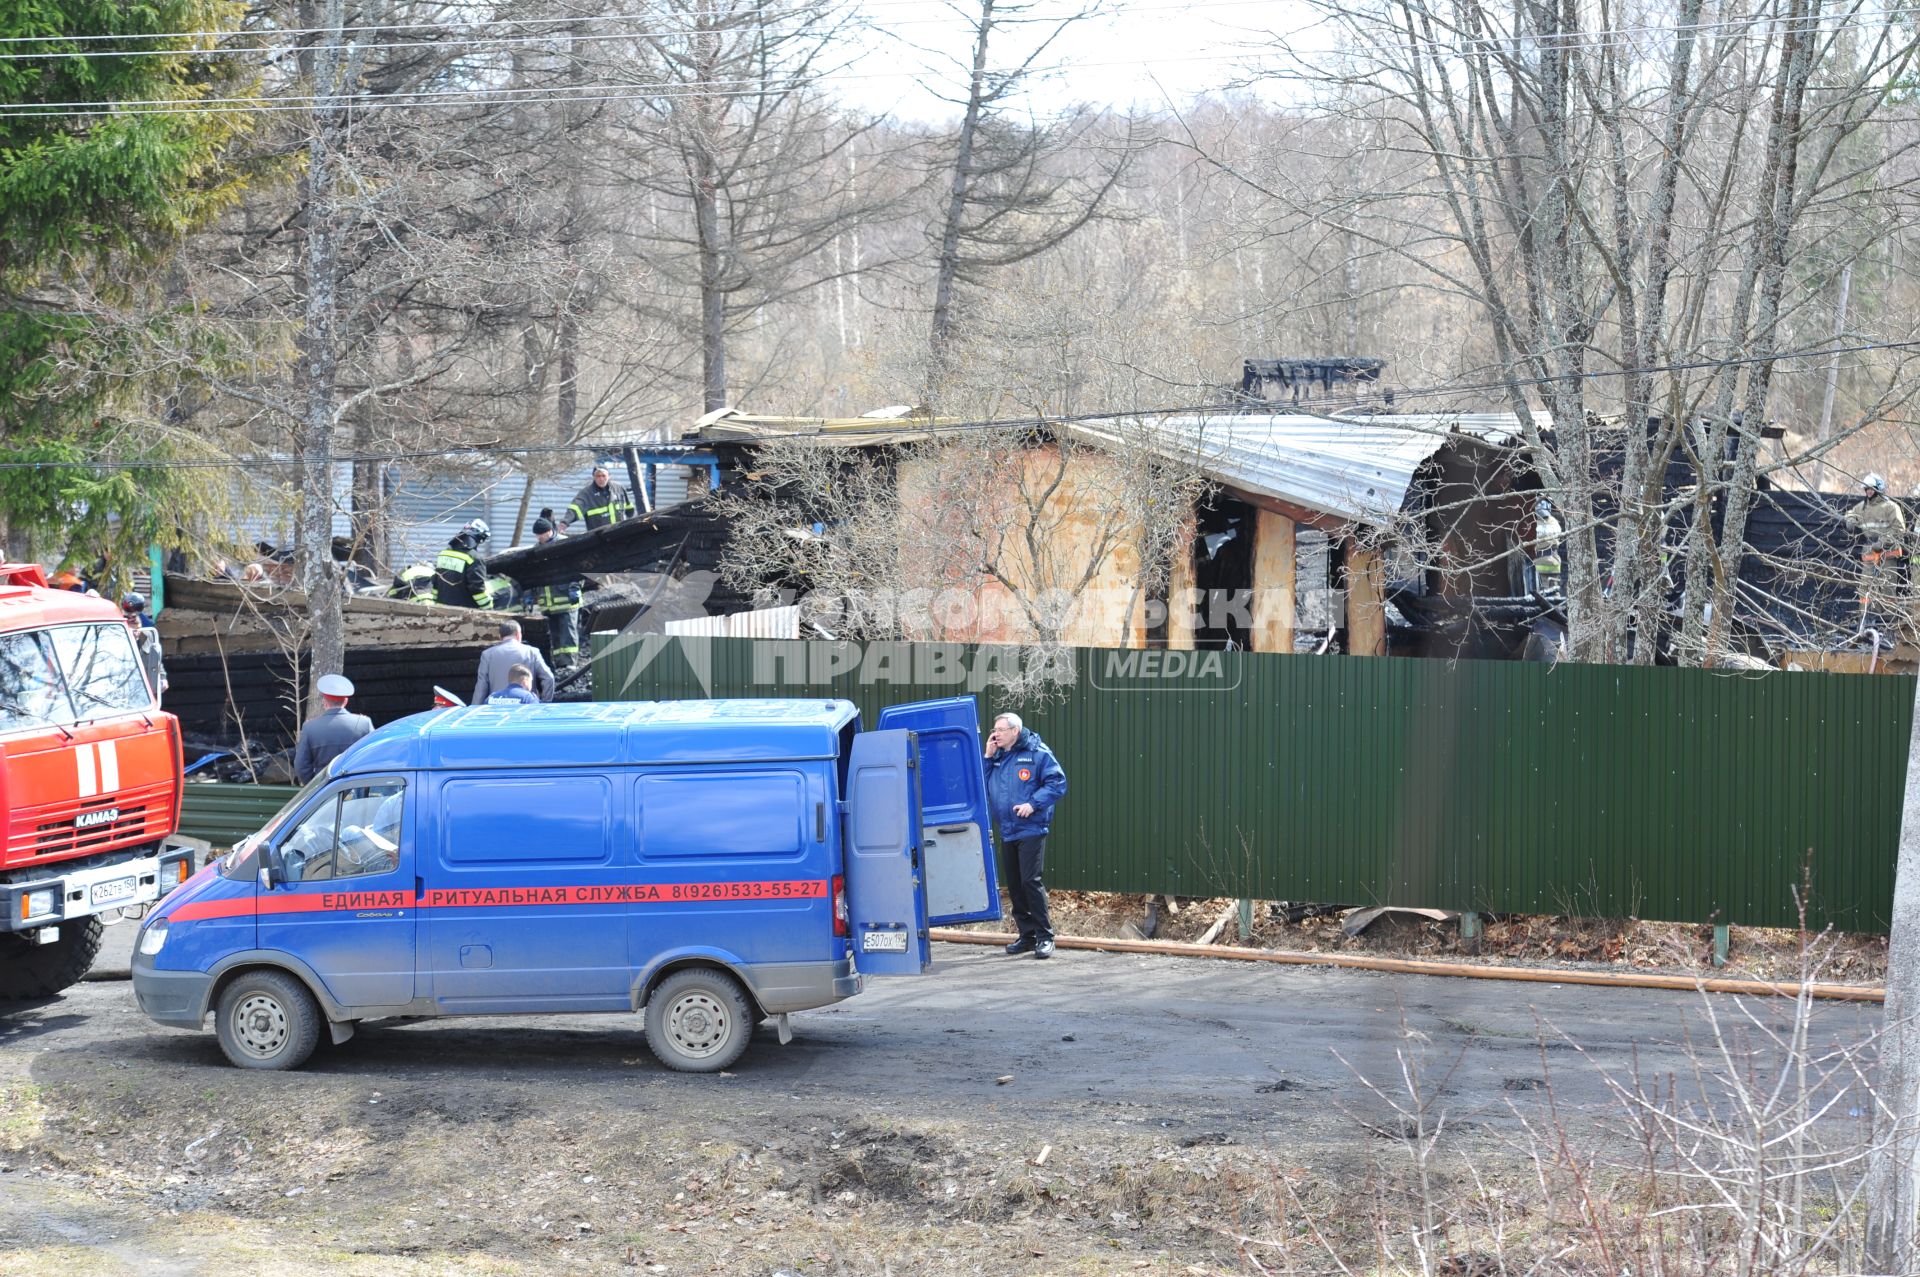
(179, 782), (300, 848)
(591, 634), (1913, 933)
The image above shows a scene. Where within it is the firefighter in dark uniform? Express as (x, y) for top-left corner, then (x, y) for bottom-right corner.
(388, 561), (437, 602)
(529, 514), (585, 667)
(557, 460), (638, 533)
(433, 518), (493, 609)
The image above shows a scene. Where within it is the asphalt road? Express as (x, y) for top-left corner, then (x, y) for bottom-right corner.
(8, 932), (1885, 1135)
(0, 936), (1891, 1275)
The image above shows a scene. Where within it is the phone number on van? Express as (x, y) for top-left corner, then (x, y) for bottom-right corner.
(419, 881), (828, 909)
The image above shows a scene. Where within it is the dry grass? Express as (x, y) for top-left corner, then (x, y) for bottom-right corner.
(1026, 891), (1888, 986)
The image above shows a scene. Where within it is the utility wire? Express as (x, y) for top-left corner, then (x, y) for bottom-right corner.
(0, 46), (1310, 118)
(0, 0), (1899, 109)
(0, 0), (1284, 62)
(1, 0), (1901, 51)
(24, 28), (1920, 121)
(14, 335), (1920, 472)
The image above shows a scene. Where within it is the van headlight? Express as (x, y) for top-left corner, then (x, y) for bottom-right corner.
(138, 918), (169, 956)
(20, 890), (54, 922)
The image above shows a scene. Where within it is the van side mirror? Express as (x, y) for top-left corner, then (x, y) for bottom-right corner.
(258, 849), (281, 890)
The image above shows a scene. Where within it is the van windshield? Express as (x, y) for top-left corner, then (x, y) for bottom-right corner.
(218, 773), (332, 880)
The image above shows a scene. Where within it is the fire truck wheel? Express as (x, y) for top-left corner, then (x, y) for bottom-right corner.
(0, 917), (104, 1000)
(644, 968), (752, 1073)
(215, 970), (322, 1070)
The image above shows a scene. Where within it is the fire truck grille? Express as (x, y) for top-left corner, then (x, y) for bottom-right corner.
(30, 804), (154, 859)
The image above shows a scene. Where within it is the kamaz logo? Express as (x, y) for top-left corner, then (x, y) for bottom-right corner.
(74, 808), (120, 830)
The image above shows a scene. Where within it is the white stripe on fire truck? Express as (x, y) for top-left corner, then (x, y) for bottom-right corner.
(76, 743), (97, 797)
(97, 739), (119, 791)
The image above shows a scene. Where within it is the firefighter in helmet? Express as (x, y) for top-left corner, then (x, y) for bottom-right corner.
(432, 519), (494, 609)
(1845, 473), (1909, 621)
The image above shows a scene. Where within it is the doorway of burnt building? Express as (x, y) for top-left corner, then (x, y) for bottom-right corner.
(1191, 493), (1256, 650)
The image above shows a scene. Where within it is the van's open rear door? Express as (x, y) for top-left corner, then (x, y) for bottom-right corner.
(876, 696), (1000, 926)
(842, 728), (931, 974)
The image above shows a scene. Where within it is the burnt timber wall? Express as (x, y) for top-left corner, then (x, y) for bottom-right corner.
(166, 645), (490, 749)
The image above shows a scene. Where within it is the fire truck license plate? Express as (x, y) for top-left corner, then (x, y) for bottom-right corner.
(90, 877), (138, 907)
(862, 931), (909, 953)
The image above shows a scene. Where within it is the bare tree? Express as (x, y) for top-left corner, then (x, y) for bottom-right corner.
(184, 0), (589, 707)
(600, 0), (893, 413)
(922, 0), (1136, 381)
(1190, 0), (1920, 666)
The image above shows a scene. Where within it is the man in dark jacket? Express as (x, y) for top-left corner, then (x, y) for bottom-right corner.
(984, 711), (1068, 959)
(433, 518), (493, 609)
(529, 513), (585, 666)
(294, 674), (373, 782)
(557, 461), (638, 533)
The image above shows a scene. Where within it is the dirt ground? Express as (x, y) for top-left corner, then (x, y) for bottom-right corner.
(0, 951), (1398, 1277)
(1030, 891), (1888, 985)
(0, 933), (1885, 1276)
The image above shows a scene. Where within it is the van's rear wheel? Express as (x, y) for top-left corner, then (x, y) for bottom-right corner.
(644, 969), (752, 1073)
(215, 970), (321, 1070)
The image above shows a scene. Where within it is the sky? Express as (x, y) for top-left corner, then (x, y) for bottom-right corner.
(834, 0), (1319, 122)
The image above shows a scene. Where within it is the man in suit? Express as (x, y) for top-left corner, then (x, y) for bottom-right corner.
(474, 619), (555, 704)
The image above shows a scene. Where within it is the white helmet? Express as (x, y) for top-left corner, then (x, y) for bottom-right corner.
(1535, 498), (1554, 520)
(1864, 473), (1888, 495)
(463, 518), (491, 541)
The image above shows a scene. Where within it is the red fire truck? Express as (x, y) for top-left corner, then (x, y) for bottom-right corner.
(0, 564), (193, 998)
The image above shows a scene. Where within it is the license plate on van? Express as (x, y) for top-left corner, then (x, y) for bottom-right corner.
(90, 876), (138, 907)
(861, 931), (909, 953)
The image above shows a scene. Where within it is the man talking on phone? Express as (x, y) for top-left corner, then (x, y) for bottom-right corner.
(984, 711), (1069, 959)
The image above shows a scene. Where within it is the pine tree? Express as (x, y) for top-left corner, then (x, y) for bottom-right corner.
(0, 0), (255, 577)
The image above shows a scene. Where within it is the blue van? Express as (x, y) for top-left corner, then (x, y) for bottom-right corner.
(132, 697), (1000, 1072)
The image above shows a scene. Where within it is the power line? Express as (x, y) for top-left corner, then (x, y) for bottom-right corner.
(0, 0), (1284, 62)
(13, 335), (1920, 473)
(36, 11), (1905, 123)
(0, 0), (1904, 122)
(0, 46), (1306, 119)
(0, 0), (1892, 79)
(0, 2), (875, 47)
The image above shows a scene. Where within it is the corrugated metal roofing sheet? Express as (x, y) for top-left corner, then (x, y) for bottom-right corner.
(692, 407), (948, 446)
(694, 408), (1540, 527)
(1074, 413), (1539, 526)
(663, 604), (800, 638)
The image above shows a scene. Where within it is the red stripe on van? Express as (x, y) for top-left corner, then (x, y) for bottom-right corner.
(424, 880), (827, 908)
(166, 879), (826, 922)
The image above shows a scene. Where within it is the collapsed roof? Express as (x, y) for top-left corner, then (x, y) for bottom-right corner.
(1073, 413), (1540, 527)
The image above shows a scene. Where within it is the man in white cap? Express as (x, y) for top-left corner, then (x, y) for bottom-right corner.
(294, 674), (374, 783)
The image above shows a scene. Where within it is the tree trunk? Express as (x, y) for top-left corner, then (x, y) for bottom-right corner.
(1812, 259), (1852, 492)
(349, 408), (384, 575)
(928, 0), (995, 375)
(556, 305), (580, 439)
(295, 0), (348, 714)
(695, 160), (727, 412)
(1868, 666), (1920, 1272)
(1695, 0), (1817, 663)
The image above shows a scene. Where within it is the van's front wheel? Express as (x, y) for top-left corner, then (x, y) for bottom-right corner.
(644, 969), (752, 1073)
(215, 970), (322, 1070)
